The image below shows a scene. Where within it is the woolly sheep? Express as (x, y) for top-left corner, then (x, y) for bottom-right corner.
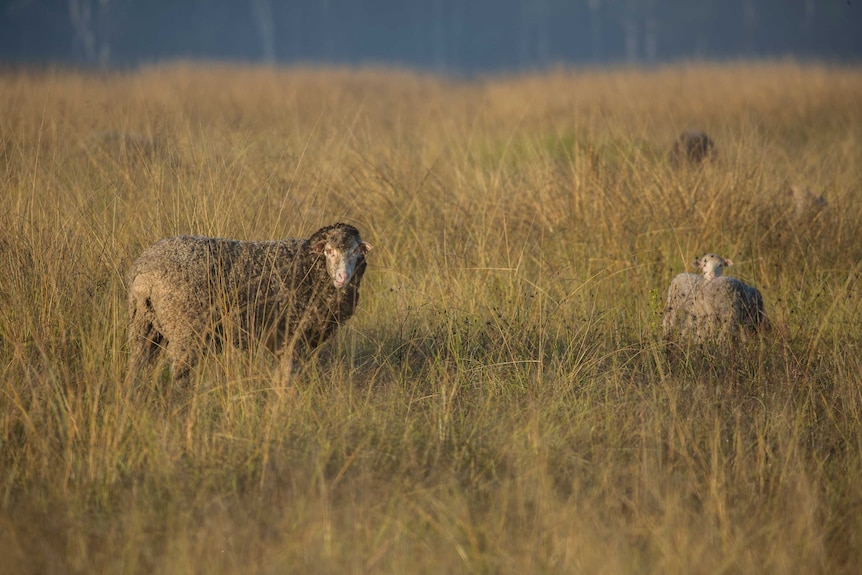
(662, 253), (767, 345)
(670, 130), (716, 168)
(127, 223), (372, 384)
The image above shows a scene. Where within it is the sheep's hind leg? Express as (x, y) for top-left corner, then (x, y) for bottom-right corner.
(128, 315), (165, 380)
(275, 352), (295, 389)
(167, 344), (199, 389)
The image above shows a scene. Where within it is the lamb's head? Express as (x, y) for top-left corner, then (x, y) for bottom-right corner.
(310, 223), (373, 288)
(692, 253), (733, 280)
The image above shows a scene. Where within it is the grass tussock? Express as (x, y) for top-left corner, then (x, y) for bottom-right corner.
(1, 61), (862, 574)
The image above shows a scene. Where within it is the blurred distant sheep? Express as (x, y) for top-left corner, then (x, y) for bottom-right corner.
(81, 131), (164, 159)
(670, 130), (716, 168)
(127, 223), (372, 385)
(662, 253), (767, 345)
(789, 184), (827, 220)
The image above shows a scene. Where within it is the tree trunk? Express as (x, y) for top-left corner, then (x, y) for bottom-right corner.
(68, 0), (96, 63)
(742, 0), (757, 54)
(250, 0), (276, 63)
(433, 0), (445, 71)
(588, 0), (603, 62)
(624, 0), (639, 64)
(643, 0), (657, 64)
(69, 0), (114, 67)
(537, 0), (549, 66)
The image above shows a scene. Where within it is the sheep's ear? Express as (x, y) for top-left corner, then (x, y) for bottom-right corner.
(723, 258), (734, 267)
(359, 242), (373, 254)
(312, 240), (327, 254)
(691, 258), (701, 269)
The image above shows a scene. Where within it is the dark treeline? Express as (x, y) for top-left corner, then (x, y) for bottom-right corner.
(2, 0), (861, 72)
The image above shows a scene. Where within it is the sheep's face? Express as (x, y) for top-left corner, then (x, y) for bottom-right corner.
(692, 253), (733, 280)
(313, 234), (373, 289)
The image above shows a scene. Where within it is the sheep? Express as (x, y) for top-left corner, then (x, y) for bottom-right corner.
(127, 223), (372, 385)
(662, 253), (767, 346)
(670, 130), (716, 168)
(80, 131), (164, 159)
(789, 184), (827, 220)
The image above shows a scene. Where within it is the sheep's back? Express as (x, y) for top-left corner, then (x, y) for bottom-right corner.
(662, 274), (766, 344)
(700, 277), (763, 321)
(127, 236), (316, 331)
(129, 236), (306, 287)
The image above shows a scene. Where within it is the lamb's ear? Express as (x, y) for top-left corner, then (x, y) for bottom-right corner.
(312, 240), (327, 254)
(723, 258), (734, 267)
(359, 242), (373, 254)
(691, 258), (701, 269)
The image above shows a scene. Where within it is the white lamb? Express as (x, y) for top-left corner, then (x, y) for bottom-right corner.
(662, 253), (767, 345)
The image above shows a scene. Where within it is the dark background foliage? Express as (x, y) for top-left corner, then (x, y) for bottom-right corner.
(2, 0), (861, 72)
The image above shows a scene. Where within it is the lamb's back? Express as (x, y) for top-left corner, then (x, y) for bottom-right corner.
(700, 277), (765, 327)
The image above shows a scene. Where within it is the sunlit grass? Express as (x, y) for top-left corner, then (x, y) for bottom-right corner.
(1, 61), (861, 573)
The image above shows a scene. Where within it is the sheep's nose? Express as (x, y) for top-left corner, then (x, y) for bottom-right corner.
(334, 271), (348, 286)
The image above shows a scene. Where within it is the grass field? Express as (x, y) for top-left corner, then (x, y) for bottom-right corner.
(1, 61), (861, 574)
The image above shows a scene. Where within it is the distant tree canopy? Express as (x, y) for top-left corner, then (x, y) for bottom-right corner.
(1, 0), (860, 70)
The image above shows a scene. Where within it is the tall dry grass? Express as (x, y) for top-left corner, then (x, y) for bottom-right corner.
(1, 61), (861, 574)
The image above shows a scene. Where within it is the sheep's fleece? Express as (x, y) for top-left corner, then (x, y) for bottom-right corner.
(127, 223), (370, 382)
(662, 273), (767, 345)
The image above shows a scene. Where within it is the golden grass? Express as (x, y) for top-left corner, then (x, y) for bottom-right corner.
(1, 61), (861, 573)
